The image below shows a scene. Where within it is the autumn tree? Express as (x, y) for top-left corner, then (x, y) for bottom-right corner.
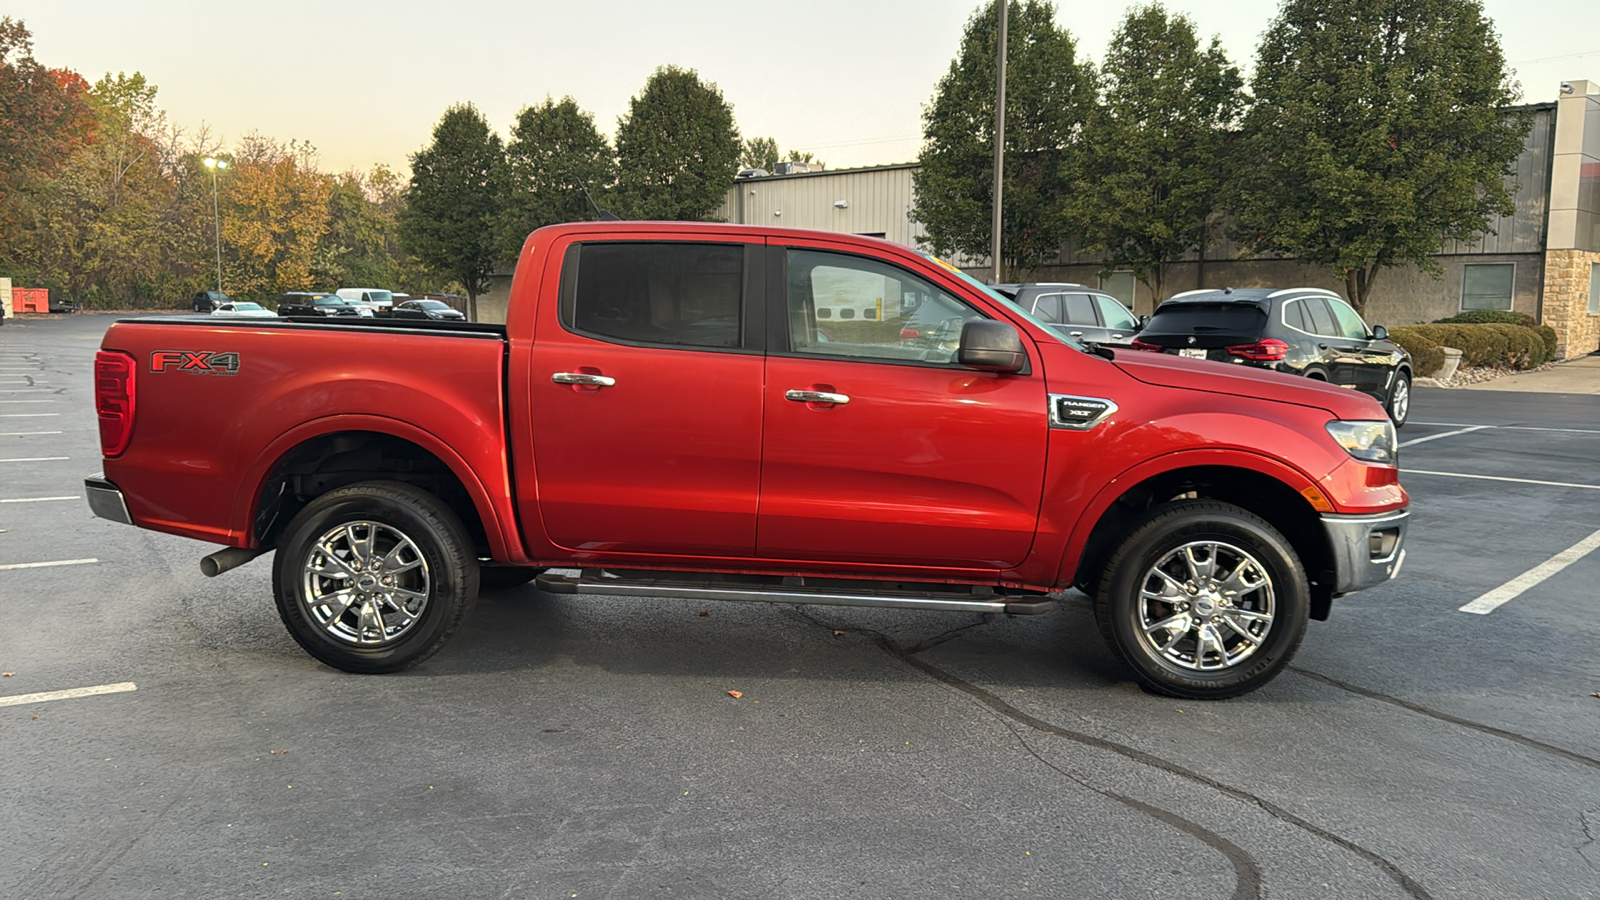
(912, 0), (1095, 277)
(498, 96), (616, 262)
(614, 66), (742, 220)
(400, 103), (504, 317)
(1233, 0), (1526, 313)
(224, 135), (333, 301)
(1067, 4), (1244, 300)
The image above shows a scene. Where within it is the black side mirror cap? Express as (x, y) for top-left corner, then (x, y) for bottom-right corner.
(958, 320), (1027, 373)
(1371, 324), (1388, 340)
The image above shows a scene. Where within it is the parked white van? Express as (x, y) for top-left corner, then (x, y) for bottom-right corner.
(335, 288), (395, 315)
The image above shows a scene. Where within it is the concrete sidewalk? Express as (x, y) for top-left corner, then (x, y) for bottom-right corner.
(1457, 353), (1600, 393)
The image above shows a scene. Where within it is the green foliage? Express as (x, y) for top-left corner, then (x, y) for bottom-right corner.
(400, 103), (504, 310)
(498, 97), (616, 262)
(1432, 309), (1533, 326)
(1399, 322), (1551, 368)
(741, 136), (780, 171)
(224, 136), (334, 303)
(614, 66), (741, 221)
(1068, 4), (1244, 299)
(912, 0), (1094, 277)
(1535, 324), (1559, 359)
(1232, 0), (1527, 314)
(1386, 326), (1444, 376)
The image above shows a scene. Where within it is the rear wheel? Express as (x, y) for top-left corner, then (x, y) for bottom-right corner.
(1387, 371), (1411, 428)
(1094, 501), (1309, 700)
(273, 481), (478, 673)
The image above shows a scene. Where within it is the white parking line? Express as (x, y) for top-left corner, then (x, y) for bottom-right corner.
(0, 413), (60, 417)
(1413, 421), (1600, 436)
(0, 682), (138, 708)
(1403, 469), (1600, 491)
(0, 496), (78, 503)
(1399, 425), (1491, 448)
(1461, 528), (1600, 614)
(0, 401), (56, 404)
(0, 457), (69, 463)
(0, 558), (98, 571)
(0, 431), (64, 436)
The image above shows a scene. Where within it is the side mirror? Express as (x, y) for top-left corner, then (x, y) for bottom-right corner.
(1371, 324), (1388, 340)
(958, 320), (1027, 373)
(1138, 314), (1151, 328)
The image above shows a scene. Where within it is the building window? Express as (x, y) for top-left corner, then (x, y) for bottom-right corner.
(1100, 271), (1135, 307)
(1461, 263), (1515, 311)
(1589, 263), (1599, 315)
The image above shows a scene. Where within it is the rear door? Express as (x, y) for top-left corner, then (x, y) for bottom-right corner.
(757, 242), (1048, 570)
(1301, 296), (1368, 389)
(1327, 298), (1394, 399)
(527, 236), (767, 557)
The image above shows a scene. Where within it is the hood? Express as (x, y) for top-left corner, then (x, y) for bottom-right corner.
(1113, 351), (1386, 420)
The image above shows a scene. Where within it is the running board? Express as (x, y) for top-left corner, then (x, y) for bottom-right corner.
(534, 571), (1057, 615)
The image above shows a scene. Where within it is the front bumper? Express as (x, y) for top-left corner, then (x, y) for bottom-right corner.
(84, 473), (132, 525)
(1321, 509), (1408, 595)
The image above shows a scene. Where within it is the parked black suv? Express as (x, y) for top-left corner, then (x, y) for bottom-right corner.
(191, 290), (230, 312)
(1132, 287), (1413, 426)
(993, 283), (1141, 347)
(277, 292), (360, 317)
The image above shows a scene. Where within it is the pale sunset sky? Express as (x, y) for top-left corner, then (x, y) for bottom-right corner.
(10, 0), (1598, 177)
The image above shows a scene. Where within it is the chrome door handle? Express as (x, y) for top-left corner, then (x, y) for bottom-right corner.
(785, 389), (850, 405)
(1069, 331), (1084, 337)
(552, 372), (615, 387)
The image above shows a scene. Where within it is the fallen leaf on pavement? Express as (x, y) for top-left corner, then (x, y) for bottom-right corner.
(698, 610), (709, 617)
(832, 631), (844, 637)
(2, 672), (12, 677)
(726, 690), (742, 699)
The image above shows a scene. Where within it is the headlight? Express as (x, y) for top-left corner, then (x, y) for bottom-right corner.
(1325, 420), (1397, 464)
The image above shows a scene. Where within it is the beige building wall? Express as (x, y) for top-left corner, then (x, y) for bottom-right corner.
(1541, 80), (1600, 356)
(717, 164), (924, 246)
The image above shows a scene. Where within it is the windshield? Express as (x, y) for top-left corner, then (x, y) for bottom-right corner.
(418, 300), (450, 310)
(234, 302), (262, 311)
(366, 291), (393, 303)
(926, 256), (1083, 350)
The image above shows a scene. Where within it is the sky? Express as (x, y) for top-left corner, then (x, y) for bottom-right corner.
(9, 0), (1599, 178)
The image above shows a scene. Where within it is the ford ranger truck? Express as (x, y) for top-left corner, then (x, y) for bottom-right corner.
(85, 222), (1408, 699)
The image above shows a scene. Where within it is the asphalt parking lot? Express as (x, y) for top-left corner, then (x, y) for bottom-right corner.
(3, 314), (1599, 899)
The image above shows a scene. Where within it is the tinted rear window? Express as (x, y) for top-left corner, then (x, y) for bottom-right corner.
(1144, 303), (1267, 334)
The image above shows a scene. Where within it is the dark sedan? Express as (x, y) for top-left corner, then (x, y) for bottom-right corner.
(1132, 287), (1413, 426)
(392, 299), (466, 321)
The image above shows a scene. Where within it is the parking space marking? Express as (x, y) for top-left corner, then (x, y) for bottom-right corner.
(1399, 425), (1492, 448)
(1461, 528), (1600, 615)
(0, 558), (98, 571)
(1, 496), (78, 503)
(0, 413), (60, 417)
(1404, 469), (1600, 491)
(1413, 421), (1600, 436)
(0, 457), (69, 463)
(0, 682), (137, 709)
(0, 401), (56, 404)
(0, 430), (64, 436)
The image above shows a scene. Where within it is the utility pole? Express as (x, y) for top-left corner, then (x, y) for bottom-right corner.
(991, 0), (1008, 283)
(203, 157), (228, 291)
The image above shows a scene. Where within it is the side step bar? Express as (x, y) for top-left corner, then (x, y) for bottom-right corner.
(534, 571), (1057, 615)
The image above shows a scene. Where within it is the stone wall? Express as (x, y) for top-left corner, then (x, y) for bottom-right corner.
(1541, 249), (1600, 356)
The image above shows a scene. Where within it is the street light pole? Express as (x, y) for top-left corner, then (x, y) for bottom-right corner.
(203, 157), (228, 292)
(991, 0), (1008, 284)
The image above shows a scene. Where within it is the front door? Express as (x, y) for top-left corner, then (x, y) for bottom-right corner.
(757, 244), (1048, 571)
(528, 238), (766, 558)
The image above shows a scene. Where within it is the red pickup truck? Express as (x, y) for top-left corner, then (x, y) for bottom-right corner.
(85, 222), (1408, 699)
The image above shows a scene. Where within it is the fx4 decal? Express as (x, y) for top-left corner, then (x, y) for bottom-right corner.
(149, 350), (241, 376)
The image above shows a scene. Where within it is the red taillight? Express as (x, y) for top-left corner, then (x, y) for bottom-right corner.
(899, 328), (921, 339)
(1130, 340), (1165, 352)
(1225, 338), (1289, 361)
(95, 350), (136, 457)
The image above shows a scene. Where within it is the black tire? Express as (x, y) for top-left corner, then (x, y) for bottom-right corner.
(273, 481), (478, 673)
(1387, 371), (1411, 429)
(478, 566), (544, 592)
(1094, 500), (1309, 700)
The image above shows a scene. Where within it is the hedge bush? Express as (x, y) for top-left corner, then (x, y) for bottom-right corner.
(1433, 309), (1535, 327)
(1387, 327), (1445, 377)
(1398, 322), (1551, 369)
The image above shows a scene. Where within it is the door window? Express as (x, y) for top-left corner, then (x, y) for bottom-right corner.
(1281, 299), (1310, 332)
(785, 249), (985, 364)
(1328, 299), (1371, 340)
(1094, 295), (1138, 331)
(567, 242), (745, 349)
(1060, 293), (1097, 326)
(1030, 294), (1063, 323)
(1302, 297), (1339, 336)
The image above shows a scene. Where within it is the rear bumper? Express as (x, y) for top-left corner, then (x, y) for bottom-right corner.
(84, 473), (133, 525)
(1321, 510), (1407, 595)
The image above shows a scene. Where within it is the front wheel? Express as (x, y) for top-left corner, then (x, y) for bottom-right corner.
(1094, 501), (1309, 700)
(273, 481), (479, 673)
(1387, 371), (1411, 428)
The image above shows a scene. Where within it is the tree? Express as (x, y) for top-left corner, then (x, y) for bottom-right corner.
(1233, 0), (1526, 313)
(222, 136), (334, 301)
(912, 1), (1095, 278)
(498, 96), (615, 262)
(740, 136), (780, 171)
(1067, 5), (1244, 301)
(399, 103), (504, 317)
(614, 66), (741, 221)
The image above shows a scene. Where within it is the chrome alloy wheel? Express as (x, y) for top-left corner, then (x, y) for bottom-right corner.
(300, 521), (431, 646)
(1390, 376), (1411, 423)
(1136, 540), (1276, 671)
